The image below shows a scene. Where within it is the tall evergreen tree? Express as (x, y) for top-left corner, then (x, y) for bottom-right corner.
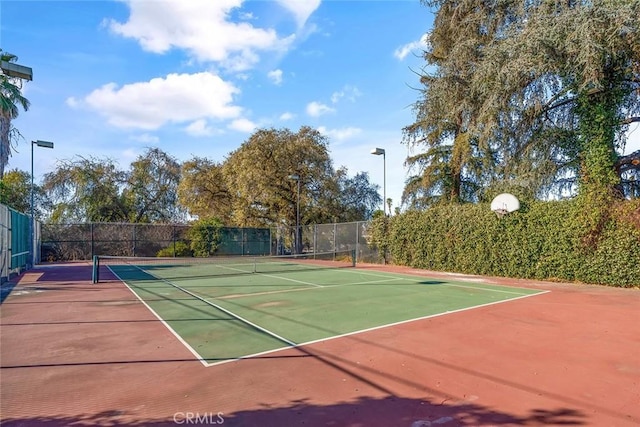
(403, 1), (500, 207)
(407, 1), (640, 204)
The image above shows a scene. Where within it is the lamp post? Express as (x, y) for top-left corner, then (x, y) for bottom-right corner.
(0, 60), (33, 81)
(370, 148), (386, 215)
(31, 140), (54, 267)
(288, 174), (301, 254)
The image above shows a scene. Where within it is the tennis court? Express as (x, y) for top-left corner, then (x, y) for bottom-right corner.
(93, 251), (544, 366)
(2, 260), (639, 426)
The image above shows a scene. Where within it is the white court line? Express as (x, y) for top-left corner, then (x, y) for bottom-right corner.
(417, 281), (530, 295)
(110, 264), (298, 367)
(297, 291), (550, 348)
(202, 288), (550, 368)
(213, 263), (323, 287)
(107, 265), (209, 367)
(258, 272), (323, 287)
(219, 286), (314, 299)
(339, 268), (536, 296)
(212, 265), (529, 301)
(218, 277), (405, 300)
(109, 264), (548, 368)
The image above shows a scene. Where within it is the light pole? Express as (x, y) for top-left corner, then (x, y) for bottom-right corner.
(0, 60), (33, 81)
(31, 140), (54, 267)
(288, 174), (301, 254)
(370, 148), (386, 215)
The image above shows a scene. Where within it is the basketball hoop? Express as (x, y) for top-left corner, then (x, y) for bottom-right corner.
(494, 208), (508, 218)
(490, 193), (520, 218)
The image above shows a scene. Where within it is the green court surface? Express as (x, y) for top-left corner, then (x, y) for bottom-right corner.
(107, 262), (544, 365)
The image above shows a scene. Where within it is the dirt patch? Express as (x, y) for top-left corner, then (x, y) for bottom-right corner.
(254, 300), (287, 308)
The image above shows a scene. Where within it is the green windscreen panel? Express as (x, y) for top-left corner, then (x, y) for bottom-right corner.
(216, 227), (271, 256)
(10, 209), (30, 269)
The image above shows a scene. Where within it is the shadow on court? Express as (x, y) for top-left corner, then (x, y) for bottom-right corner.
(0, 280), (18, 303)
(2, 263), (638, 427)
(0, 395), (586, 427)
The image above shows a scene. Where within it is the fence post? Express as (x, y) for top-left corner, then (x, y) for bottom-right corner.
(90, 223), (94, 258)
(355, 221), (360, 264)
(1, 205), (9, 282)
(132, 224), (136, 257)
(92, 255), (99, 284)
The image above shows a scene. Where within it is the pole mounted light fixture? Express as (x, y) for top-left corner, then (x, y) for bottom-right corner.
(31, 140), (54, 267)
(33, 140), (54, 149)
(288, 174), (301, 254)
(1, 60), (33, 81)
(370, 148), (386, 216)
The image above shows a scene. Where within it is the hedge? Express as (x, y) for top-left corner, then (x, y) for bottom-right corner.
(371, 199), (640, 287)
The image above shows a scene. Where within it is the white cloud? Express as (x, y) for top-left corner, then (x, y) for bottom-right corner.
(81, 72), (242, 130)
(280, 112), (294, 121)
(276, 0), (321, 28)
(331, 85), (361, 104)
(229, 118), (256, 132)
(268, 69), (283, 85)
(306, 101), (335, 117)
(185, 119), (215, 137)
(318, 126), (362, 142)
(130, 133), (159, 143)
(121, 148), (140, 165)
(65, 96), (79, 108)
(107, 0), (296, 71)
(394, 33), (430, 60)
(239, 11), (255, 21)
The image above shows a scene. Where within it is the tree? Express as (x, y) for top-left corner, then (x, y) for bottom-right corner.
(409, 1), (640, 204)
(0, 50), (30, 179)
(179, 128), (381, 230)
(123, 147), (185, 223)
(43, 148), (185, 224)
(403, 1), (508, 208)
(223, 126), (334, 229)
(342, 170), (382, 221)
(178, 157), (233, 222)
(42, 157), (128, 223)
(320, 168), (381, 222)
(0, 169), (30, 212)
(616, 149), (640, 198)
(467, 1), (640, 198)
(0, 169), (49, 217)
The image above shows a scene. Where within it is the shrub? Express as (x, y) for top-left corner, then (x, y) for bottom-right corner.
(156, 241), (192, 257)
(371, 199), (639, 287)
(189, 217), (223, 257)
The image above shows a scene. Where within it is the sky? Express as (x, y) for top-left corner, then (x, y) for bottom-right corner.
(1, 0), (639, 214)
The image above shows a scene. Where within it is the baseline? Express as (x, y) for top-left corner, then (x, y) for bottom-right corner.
(109, 265), (299, 367)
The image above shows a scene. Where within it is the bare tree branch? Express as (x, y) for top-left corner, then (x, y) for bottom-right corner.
(615, 150), (640, 175)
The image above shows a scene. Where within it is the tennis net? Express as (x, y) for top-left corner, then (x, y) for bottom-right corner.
(92, 250), (356, 283)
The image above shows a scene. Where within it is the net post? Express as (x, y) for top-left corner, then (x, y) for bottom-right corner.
(351, 249), (356, 267)
(92, 255), (99, 284)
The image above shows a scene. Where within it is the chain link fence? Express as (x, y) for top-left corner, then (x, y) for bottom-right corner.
(41, 221), (384, 264)
(40, 223), (274, 261)
(299, 222), (382, 263)
(1, 204), (33, 283)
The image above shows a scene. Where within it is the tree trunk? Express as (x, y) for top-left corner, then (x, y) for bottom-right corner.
(0, 115), (11, 179)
